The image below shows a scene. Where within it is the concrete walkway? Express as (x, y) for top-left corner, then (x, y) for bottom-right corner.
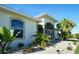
(30, 41), (77, 54)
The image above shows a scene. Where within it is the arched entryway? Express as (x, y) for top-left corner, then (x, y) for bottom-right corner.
(45, 22), (55, 39)
(45, 23), (54, 35)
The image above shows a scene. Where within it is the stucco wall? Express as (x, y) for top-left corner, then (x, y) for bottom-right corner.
(0, 13), (10, 28)
(0, 12), (37, 48)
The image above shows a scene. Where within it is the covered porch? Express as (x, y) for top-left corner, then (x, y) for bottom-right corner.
(35, 13), (58, 43)
(37, 22), (55, 42)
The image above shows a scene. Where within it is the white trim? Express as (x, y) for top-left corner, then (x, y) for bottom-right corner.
(35, 13), (57, 22)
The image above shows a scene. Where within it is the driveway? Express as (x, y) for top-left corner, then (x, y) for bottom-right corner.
(30, 41), (77, 54)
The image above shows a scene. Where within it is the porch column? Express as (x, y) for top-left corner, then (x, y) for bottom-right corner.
(42, 24), (45, 34)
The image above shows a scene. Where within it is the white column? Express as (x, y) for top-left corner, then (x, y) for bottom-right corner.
(42, 18), (45, 34)
(38, 18), (45, 34)
(42, 24), (45, 34)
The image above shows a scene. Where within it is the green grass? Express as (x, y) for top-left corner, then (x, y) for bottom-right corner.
(75, 45), (79, 54)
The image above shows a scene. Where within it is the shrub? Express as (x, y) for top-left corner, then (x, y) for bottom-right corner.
(32, 32), (50, 49)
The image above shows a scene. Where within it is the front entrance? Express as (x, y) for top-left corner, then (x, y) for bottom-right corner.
(37, 22), (55, 42)
(45, 23), (55, 40)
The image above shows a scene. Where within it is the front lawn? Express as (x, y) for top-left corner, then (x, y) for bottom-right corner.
(75, 44), (79, 54)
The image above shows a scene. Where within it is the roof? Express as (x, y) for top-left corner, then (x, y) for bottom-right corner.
(35, 13), (57, 22)
(0, 5), (39, 22)
(0, 5), (57, 23)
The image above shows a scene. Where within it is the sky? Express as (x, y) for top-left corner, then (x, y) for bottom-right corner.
(5, 4), (79, 34)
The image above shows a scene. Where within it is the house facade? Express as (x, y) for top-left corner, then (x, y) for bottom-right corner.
(0, 5), (58, 48)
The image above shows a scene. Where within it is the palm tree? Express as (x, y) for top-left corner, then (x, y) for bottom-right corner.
(0, 27), (20, 54)
(56, 19), (76, 40)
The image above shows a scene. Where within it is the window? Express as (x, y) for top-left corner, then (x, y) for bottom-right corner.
(37, 25), (43, 33)
(11, 19), (23, 38)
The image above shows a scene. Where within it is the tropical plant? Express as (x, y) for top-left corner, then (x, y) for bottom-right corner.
(0, 27), (20, 54)
(56, 19), (76, 40)
(33, 32), (50, 49)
